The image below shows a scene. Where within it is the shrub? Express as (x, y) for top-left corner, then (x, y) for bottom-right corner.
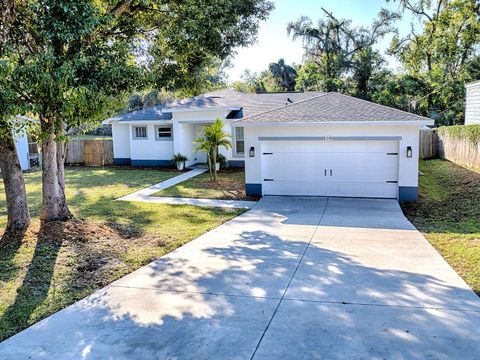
(437, 124), (480, 145)
(217, 154), (227, 169)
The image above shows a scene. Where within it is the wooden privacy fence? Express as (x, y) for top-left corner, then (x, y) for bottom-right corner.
(65, 140), (84, 164)
(419, 128), (439, 159)
(437, 133), (480, 170)
(419, 128), (480, 169)
(65, 139), (113, 166)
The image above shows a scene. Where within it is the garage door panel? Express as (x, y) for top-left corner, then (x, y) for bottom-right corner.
(264, 167), (397, 183)
(263, 140), (399, 153)
(264, 168), (330, 182)
(263, 153), (397, 170)
(261, 140), (399, 199)
(263, 155), (398, 183)
(329, 169), (398, 183)
(262, 152), (330, 168)
(263, 181), (398, 198)
(319, 153), (397, 170)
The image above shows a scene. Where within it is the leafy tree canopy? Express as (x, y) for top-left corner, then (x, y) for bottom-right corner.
(287, 7), (398, 91)
(388, 0), (480, 124)
(232, 69), (266, 93)
(236, 0), (479, 125)
(0, 0), (274, 221)
(1, 0), (274, 135)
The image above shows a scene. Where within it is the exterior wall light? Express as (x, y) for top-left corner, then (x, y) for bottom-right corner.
(406, 146), (413, 158)
(249, 147), (255, 157)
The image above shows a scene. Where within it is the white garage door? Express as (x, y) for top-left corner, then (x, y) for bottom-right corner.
(261, 139), (399, 198)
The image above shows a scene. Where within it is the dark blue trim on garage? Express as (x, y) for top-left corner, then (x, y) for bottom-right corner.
(114, 158), (131, 166)
(399, 186), (418, 202)
(245, 183), (262, 196)
(228, 160), (245, 168)
(131, 159), (171, 167)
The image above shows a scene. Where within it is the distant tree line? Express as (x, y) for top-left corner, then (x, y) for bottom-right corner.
(232, 0), (480, 125)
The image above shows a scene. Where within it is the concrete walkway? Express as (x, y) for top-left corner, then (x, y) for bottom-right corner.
(1, 197), (479, 359)
(118, 168), (207, 200)
(118, 168), (256, 209)
(121, 195), (256, 209)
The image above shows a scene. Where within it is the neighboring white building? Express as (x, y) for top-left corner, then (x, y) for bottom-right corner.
(465, 80), (480, 125)
(14, 127), (30, 171)
(105, 89), (433, 201)
(10, 116), (35, 171)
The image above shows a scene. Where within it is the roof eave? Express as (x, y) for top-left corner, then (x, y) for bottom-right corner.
(232, 120), (434, 127)
(163, 106), (241, 113)
(102, 117), (122, 125)
(103, 118), (172, 124)
(118, 120), (172, 125)
(465, 80), (480, 88)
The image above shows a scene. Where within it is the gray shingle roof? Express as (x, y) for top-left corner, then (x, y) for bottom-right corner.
(234, 92), (433, 124)
(163, 92), (233, 110)
(113, 105), (172, 122)
(164, 89), (324, 116)
(226, 91), (324, 118)
(106, 89), (432, 124)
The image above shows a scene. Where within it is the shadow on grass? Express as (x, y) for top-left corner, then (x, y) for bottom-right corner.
(0, 223), (65, 338)
(0, 229), (29, 283)
(0, 219), (130, 341)
(72, 193), (157, 239)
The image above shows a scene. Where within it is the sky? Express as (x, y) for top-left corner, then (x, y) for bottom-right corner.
(226, 0), (416, 81)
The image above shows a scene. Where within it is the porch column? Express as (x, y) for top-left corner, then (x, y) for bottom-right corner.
(173, 122), (196, 167)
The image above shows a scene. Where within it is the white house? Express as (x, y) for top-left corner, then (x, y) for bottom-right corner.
(465, 80), (480, 125)
(105, 89), (433, 201)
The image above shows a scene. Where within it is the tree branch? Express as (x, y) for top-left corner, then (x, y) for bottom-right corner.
(109, 0), (134, 18)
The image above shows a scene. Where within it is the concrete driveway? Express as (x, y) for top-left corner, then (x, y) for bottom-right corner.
(1, 197), (479, 359)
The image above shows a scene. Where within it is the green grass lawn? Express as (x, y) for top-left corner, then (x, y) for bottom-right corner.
(402, 159), (480, 295)
(154, 169), (258, 200)
(0, 166), (244, 340)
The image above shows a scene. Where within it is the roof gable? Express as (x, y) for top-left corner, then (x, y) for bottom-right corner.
(234, 92), (433, 124)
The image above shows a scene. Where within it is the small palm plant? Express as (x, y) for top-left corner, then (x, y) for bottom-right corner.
(171, 153), (188, 171)
(194, 118), (232, 181)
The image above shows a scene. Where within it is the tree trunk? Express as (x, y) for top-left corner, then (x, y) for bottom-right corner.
(207, 148), (214, 181)
(40, 131), (72, 222)
(0, 134), (30, 233)
(56, 138), (71, 217)
(212, 147), (218, 182)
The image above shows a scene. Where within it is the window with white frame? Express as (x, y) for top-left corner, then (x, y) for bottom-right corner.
(155, 125), (173, 140)
(234, 127), (245, 156)
(133, 126), (147, 140)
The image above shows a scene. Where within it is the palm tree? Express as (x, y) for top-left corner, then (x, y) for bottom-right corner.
(194, 118), (232, 181)
(269, 59), (297, 91)
(194, 137), (214, 179)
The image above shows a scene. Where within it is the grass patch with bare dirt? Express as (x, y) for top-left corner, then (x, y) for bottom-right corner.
(0, 166), (244, 341)
(154, 168), (258, 201)
(402, 159), (480, 296)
